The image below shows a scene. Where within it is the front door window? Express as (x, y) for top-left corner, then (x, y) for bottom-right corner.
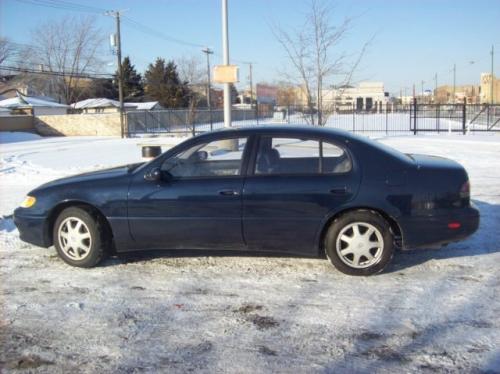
(162, 137), (248, 178)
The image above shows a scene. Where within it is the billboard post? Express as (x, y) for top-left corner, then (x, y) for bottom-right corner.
(222, 0), (231, 128)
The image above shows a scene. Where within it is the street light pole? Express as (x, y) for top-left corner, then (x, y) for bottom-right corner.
(434, 73), (437, 103)
(491, 45), (495, 104)
(106, 10), (126, 138)
(453, 63), (456, 104)
(248, 62), (253, 107)
(202, 47), (214, 130)
(222, 0), (231, 127)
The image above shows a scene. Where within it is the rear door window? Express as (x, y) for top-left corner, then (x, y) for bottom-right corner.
(254, 136), (351, 175)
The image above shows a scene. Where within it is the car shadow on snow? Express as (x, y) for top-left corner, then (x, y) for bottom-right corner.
(106, 248), (316, 267)
(102, 200), (499, 273)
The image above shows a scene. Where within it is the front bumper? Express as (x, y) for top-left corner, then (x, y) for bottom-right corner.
(399, 205), (480, 249)
(13, 208), (51, 248)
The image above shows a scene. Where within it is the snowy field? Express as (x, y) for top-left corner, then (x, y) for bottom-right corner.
(1, 131), (499, 373)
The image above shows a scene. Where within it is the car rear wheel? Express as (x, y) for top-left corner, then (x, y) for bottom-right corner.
(325, 210), (394, 276)
(53, 207), (107, 268)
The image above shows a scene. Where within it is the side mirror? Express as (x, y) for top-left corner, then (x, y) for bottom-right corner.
(144, 167), (162, 182)
(197, 150), (208, 161)
(189, 150), (208, 161)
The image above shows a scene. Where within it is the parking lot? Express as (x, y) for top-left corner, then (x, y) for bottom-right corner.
(1, 133), (499, 373)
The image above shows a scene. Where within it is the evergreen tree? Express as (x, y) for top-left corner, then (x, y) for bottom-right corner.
(144, 58), (190, 108)
(76, 78), (117, 100)
(229, 83), (239, 104)
(120, 56), (143, 100)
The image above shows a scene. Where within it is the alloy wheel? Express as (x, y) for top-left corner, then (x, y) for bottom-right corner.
(335, 222), (384, 269)
(58, 217), (92, 261)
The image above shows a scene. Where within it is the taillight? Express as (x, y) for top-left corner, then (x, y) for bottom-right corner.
(460, 180), (470, 199)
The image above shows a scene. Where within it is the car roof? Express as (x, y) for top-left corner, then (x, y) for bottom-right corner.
(197, 125), (355, 140)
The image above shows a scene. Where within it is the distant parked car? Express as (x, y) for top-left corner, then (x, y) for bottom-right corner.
(14, 126), (479, 275)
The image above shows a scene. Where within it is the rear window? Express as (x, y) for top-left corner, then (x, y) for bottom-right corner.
(348, 133), (412, 163)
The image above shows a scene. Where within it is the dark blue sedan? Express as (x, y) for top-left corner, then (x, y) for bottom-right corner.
(14, 126), (479, 275)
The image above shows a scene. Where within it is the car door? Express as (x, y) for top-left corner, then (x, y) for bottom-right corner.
(127, 136), (250, 250)
(242, 133), (361, 255)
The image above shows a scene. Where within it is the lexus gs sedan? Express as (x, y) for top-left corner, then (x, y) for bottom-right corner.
(14, 126), (479, 275)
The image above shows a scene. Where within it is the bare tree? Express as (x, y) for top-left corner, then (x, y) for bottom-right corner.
(0, 37), (12, 66)
(273, 0), (371, 125)
(178, 55), (207, 131)
(23, 17), (104, 103)
(178, 55), (206, 87)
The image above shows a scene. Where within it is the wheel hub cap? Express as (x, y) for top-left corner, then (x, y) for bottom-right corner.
(58, 217), (92, 261)
(336, 222), (384, 269)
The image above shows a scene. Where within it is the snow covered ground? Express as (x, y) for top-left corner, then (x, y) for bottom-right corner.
(1, 131), (499, 373)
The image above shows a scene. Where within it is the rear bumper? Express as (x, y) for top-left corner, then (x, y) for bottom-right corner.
(13, 208), (51, 248)
(399, 205), (480, 249)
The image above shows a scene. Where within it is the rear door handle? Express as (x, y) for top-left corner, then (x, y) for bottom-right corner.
(330, 187), (348, 195)
(218, 189), (239, 196)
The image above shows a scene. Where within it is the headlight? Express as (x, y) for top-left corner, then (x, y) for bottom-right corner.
(20, 196), (36, 208)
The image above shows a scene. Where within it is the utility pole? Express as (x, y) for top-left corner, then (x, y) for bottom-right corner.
(106, 10), (125, 138)
(248, 63), (253, 107)
(202, 47), (214, 130)
(434, 73), (438, 102)
(453, 63), (456, 104)
(221, 0), (231, 127)
(491, 45), (495, 104)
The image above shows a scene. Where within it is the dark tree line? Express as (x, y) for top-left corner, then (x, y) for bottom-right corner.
(81, 56), (237, 109)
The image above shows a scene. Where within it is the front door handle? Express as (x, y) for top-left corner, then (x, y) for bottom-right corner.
(330, 187), (348, 195)
(218, 189), (239, 196)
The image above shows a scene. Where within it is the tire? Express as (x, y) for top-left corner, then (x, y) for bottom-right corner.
(53, 206), (107, 268)
(324, 210), (394, 276)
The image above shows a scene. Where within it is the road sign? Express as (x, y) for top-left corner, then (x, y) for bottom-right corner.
(213, 65), (239, 84)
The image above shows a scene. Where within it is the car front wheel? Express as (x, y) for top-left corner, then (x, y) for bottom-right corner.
(53, 207), (107, 268)
(325, 210), (394, 276)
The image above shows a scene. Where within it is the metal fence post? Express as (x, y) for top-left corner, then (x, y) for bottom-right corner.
(413, 98), (417, 135)
(436, 104), (440, 133)
(189, 108), (196, 136)
(352, 103), (355, 133)
(462, 98), (466, 135)
(487, 104), (490, 129)
(168, 110), (171, 133)
(385, 103), (388, 135)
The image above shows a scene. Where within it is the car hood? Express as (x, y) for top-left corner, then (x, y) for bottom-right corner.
(408, 154), (464, 171)
(34, 163), (143, 191)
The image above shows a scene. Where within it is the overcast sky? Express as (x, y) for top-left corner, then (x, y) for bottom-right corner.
(1, 0), (499, 94)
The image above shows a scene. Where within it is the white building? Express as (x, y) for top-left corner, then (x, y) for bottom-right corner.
(71, 98), (162, 113)
(0, 95), (68, 115)
(322, 82), (389, 111)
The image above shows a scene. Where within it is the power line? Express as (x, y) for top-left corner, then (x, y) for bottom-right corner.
(13, 0), (257, 67)
(2, 60), (111, 76)
(14, 0), (106, 14)
(0, 65), (113, 79)
(121, 16), (205, 49)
